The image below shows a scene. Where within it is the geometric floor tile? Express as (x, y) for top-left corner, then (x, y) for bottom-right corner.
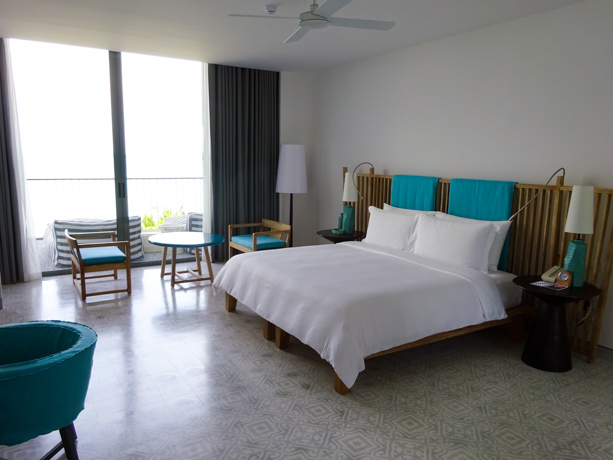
(1, 264), (613, 459)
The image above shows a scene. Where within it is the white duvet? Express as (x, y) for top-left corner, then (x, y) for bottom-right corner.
(213, 242), (507, 388)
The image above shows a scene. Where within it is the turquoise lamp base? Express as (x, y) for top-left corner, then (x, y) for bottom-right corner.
(342, 205), (355, 234)
(564, 239), (588, 287)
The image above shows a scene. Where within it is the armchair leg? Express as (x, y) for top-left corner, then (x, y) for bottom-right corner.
(39, 423), (79, 460)
(126, 265), (132, 295)
(59, 423), (79, 460)
(80, 273), (87, 301)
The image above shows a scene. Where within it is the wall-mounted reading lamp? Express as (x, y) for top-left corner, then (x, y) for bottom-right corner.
(508, 167), (566, 221)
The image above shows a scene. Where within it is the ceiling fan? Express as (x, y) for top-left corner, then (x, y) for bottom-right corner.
(229, 0), (395, 43)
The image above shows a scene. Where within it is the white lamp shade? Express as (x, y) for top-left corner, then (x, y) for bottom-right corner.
(342, 172), (358, 202)
(276, 144), (307, 194)
(565, 185), (594, 235)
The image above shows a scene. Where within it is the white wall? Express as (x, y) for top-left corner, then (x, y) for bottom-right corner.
(279, 71), (319, 247)
(305, 0), (613, 348)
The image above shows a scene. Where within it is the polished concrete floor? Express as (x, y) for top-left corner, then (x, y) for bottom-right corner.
(1, 264), (613, 459)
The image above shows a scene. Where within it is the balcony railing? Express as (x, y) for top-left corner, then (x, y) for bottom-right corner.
(28, 177), (204, 238)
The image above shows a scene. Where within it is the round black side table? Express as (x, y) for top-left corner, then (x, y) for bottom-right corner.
(317, 229), (365, 244)
(513, 275), (600, 372)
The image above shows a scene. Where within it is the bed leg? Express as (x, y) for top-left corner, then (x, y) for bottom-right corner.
(275, 326), (290, 349)
(263, 319), (275, 340)
(334, 373), (350, 395)
(508, 318), (525, 342)
(225, 293), (237, 312)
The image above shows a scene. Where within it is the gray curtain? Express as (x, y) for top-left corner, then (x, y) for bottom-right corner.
(208, 64), (279, 262)
(0, 38), (23, 284)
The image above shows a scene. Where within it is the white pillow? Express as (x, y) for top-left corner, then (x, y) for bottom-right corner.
(363, 206), (416, 251)
(383, 203), (436, 217)
(411, 214), (495, 272)
(434, 212), (511, 272)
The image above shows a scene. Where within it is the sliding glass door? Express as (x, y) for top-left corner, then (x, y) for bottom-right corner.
(10, 40), (206, 273)
(10, 40), (116, 272)
(122, 53), (204, 225)
(121, 53), (204, 262)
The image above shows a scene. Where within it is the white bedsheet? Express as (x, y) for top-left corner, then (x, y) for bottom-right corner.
(213, 241), (507, 388)
(488, 270), (523, 309)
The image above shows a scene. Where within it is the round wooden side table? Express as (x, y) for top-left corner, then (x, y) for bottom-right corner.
(148, 232), (224, 288)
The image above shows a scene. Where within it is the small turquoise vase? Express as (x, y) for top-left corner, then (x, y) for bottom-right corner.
(342, 205), (355, 234)
(564, 239), (588, 287)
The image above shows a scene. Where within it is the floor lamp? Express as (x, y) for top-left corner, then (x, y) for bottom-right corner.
(276, 144), (307, 247)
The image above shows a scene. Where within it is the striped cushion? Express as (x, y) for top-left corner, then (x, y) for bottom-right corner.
(231, 235), (286, 251)
(78, 247), (127, 266)
(52, 217), (143, 267)
(43, 224), (57, 264)
(186, 213), (203, 232)
(160, 214), (188, 231)
(184, 213), (204, 254)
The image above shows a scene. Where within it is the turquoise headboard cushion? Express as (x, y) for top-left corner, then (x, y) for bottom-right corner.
(448, 179), (516, 270)
(390, 175), (439, 211)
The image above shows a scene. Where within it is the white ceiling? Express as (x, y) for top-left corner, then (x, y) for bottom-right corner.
(0, 0), (585, 72)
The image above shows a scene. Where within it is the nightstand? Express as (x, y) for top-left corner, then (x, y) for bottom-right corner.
(317, 229), (365, 244)
(513, 275), (601, 372)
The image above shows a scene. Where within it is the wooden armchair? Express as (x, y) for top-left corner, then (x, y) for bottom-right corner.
(65, 229), (132, 301)
(228, 219), (291, 259)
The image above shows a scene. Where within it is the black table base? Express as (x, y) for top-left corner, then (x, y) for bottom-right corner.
(513, 275), (600, 373)
(521, 302), (572, 372)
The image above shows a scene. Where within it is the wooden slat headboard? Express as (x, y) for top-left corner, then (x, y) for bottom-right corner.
(343, 167), (613, 363)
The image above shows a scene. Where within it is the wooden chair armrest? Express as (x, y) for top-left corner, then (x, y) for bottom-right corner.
(252, 230), (290, 251)
(229, 222), (263, 238)
(229, 223), (262, 230)
(76, 241), (130, 250)
(262, 219), (291, 231)
(252, 230), (290, 238)
(69, 231), (117, 241)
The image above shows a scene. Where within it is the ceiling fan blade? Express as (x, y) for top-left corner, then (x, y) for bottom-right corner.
(285, 27), (310, 43)
(313, 0), (353, 18)
(329, 17), (395, 31)
(228, 14), (295, 20)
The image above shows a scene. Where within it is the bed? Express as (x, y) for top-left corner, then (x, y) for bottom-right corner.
(213, 169), (613, 394)
(214, 240), (524, 390)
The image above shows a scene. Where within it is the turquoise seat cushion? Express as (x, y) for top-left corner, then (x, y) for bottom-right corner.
(77, 247), (126, 265)
(231, 235), (286, 251)
(0, 321), (97, 446)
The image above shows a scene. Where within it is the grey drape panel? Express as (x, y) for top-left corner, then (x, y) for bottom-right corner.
(209, 64), (280, 262)
(0, 39), (24, 284)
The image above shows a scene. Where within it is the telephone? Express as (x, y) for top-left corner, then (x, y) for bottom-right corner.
(542, 266), (562, 283)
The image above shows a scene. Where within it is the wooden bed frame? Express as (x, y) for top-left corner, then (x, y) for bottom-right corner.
(225, 168), (613, 394)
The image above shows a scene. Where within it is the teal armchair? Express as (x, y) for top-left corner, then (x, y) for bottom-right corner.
(0, 321), (97, 460)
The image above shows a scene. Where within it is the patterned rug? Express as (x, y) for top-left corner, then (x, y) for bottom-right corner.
(1, 266), (612, 459)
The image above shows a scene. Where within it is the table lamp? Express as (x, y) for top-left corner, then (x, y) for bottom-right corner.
(341, 172), (358, 234)
(563, 185), (594, 287)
